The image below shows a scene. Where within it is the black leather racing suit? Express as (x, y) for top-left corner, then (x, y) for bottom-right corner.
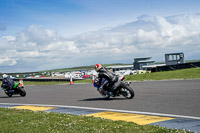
(98, 67), (119, 94)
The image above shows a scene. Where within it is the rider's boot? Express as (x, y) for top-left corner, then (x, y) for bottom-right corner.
(107, 91), (114, 97)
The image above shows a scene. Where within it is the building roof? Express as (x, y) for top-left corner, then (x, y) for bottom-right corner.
(165, 52), (184, 55)
(134, 57), (152, 60)
(137, 60), (155, 63)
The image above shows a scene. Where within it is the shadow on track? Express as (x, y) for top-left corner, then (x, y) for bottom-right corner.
(0, 96), (22, 98)
(79, 97), (127, 101)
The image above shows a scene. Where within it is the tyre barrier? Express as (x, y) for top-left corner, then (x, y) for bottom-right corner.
(0, 77), (91, 82)
(0, 78), (69, 82)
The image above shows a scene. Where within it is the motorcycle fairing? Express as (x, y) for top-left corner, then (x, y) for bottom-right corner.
(13, 83), (20, 89)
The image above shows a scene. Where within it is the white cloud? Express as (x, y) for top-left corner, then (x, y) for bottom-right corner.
(0, 57), (17, 66)
(46, 41), (80, 53)
(0, 14), (200, 72)
(2, 36), (16, 41)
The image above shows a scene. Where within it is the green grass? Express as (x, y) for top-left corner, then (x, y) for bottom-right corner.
(23, 79), (92, 85)
(125, 68), (200, 81)
(21, 81), (68, 85)
(0, 108), (192, 133)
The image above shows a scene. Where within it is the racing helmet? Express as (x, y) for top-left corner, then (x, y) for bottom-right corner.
(2, 74), (8, 78)
(95, 64), (102, 72)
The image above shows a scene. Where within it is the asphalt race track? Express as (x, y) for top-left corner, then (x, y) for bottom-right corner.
(0, 79), (200, 117)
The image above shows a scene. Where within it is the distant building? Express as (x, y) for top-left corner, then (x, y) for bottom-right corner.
(106, 65), (133, 72)
(133, 57), (155, 70)
(165, 52), (184, 66)
(143, 52), (186, 72)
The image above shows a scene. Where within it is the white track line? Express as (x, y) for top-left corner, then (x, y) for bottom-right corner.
(1, 103), (200, 120)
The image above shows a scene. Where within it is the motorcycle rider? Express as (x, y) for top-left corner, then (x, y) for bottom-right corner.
(95, 64), (120, 96)
(1, 74), (15, 91)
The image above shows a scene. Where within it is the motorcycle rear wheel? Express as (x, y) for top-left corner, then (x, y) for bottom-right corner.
(5, 92), (12, 97)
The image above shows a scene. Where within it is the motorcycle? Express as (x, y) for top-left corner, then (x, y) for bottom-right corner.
(93, 75), (135, 99)
(1, 82), (26, 97)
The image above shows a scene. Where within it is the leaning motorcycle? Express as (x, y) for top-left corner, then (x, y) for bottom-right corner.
(1, 83), (26, 97)
(93, 76), (135, 99)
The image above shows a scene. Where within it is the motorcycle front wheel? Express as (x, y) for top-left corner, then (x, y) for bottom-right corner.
(19, 87), (26, 97)
(119, 82), (135, 99)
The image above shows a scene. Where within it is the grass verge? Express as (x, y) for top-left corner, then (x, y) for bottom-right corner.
(0, 108), (192, 133)
(22, 79), (92, 85)
(125, 68), (200, 81)
(0, 79), (92, 85)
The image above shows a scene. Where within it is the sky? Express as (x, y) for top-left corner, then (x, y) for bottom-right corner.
(0, 0), (200, 72)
